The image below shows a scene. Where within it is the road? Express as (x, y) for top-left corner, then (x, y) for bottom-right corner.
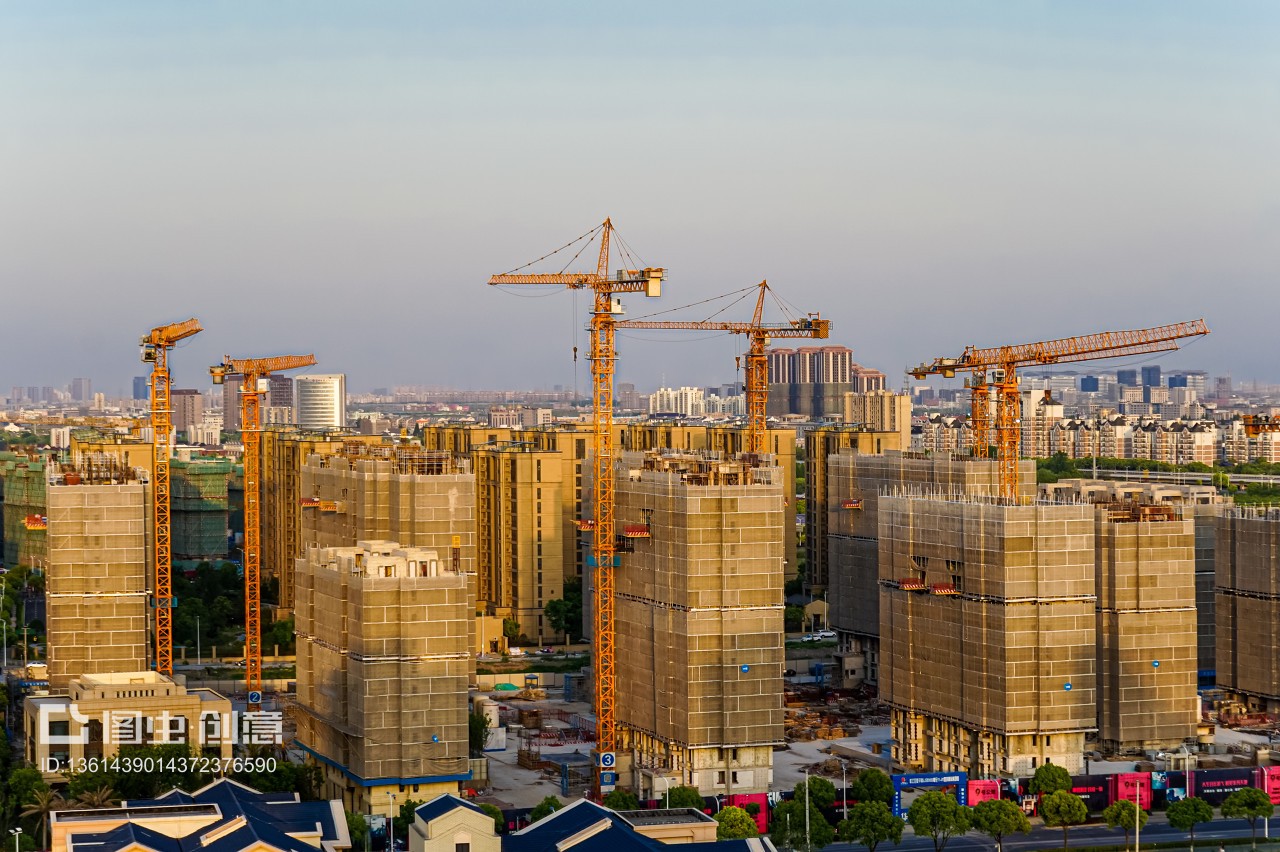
(819, 813), (1276, 852)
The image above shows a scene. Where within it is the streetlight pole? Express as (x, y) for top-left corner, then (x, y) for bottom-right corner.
(804, 769), (811, 852)
(388, 792), (396, 852)
(842, 761), (848, 821)
(196, 615), (201, 666)
(11, 826), (23, 852)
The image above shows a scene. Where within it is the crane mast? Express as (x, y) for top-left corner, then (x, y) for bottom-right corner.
(910, 319), (1210, 501)
(210, 354), (317, 711)
(489, 219), (664, 794)
(617, 281), (830, 454)
(141, 318), (202, 677)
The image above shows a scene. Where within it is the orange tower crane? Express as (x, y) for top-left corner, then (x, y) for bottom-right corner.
(617, 280), (830, 454)
(210, 354), (317, 710)
(910, 319), (1210, 501)
(140, 318), (203, 676)
(489, 218), (664, 792)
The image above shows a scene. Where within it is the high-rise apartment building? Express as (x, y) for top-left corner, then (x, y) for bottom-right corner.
(842, 391), (912, 448)
(1216, 508), (1280, 714)
(69, 377), (92, 402)
(45, 465), (151, 691)
(223, 373), (295, 432)
(610, 450), (785, 797)
(172, 389), (204, 441)
(881, 496), (1097, 776)
(1141, 365), (1163, 387)
(1116, 369), (1139, 387)
(132, 376), (149, 401)
(294, 542), (473, 812)
(767, 346), (886, 418)
(295, 374), (346, 430)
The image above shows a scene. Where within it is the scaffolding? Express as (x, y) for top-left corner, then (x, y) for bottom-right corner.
(608, 449), (785, 795)
(1216, 507), (1280, 712)
(171, 458), (232, 560)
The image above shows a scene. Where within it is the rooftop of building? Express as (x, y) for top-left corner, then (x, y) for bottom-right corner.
(505, 799), (771, 852)
(615, 808), (716, 827)
(54, 778), (349, 852)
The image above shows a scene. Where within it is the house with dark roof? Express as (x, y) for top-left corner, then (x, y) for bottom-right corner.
(48, 778), (350, 852)
(409, 796), (775, 852)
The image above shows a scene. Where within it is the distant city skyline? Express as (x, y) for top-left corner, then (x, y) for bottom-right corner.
(2, 3), (1276, 393)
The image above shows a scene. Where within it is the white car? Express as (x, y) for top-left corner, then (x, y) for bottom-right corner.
(817, 630), (836, 639)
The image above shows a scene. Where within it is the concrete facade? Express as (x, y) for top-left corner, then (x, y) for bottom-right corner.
(1216, 508), (1280, 713)
(45, 472), (151, 691)
(294, 542), (473, 814)
(880, 496), (1097, 777)
(610, 450), (785, 798)
(824, 452), (1034, 688)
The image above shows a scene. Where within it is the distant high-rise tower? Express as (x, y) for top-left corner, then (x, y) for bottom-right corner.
(70, 377), (92, 402)
(1079, 376), (1100, 393)
(1116, 369), (1138, 387)
(172, 389), (204, 440)
(133, 376), (149, 401)
(222, 372), (296, 432)
(294, 374), (346, 430)
(1141, 365), (1162, 387)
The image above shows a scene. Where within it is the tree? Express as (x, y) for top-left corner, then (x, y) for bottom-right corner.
(906, 791), (970, 852)
(1166, 797), (1214, 852)
(1102, 799), (1149, 851)
(544, 579), (583, 640)
(970, 798), (1030, 852)
(770, 799), (835, 851)
(529, 795), (564, 823)
(393, 798), (424, 838)
(4, 767), (47, 828)
(665, 786), (707, 810)
(478, 802), (505, 834)
(1040, 790), (1088, 852)
(1029, 764), (1073, 796)
(469, 711), (491, 757)
(603, 790), (639, 811)
(715, 806), (760, 840)
(74, 785), (119, 809)
(850, 769), (895, 808)
(796, 776), (837, 812)
(502, 618), (521, 642)
(837, 801), (904, 852)
(21, 788), (65, 850)
(345, 811), (369, 849)
(1221, 787), (1275, 851)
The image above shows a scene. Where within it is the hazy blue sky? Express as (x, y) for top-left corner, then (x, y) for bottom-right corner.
(2, 2), (1277, 397)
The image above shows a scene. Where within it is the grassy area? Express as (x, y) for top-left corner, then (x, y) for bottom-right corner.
(785, 639), (837, 650)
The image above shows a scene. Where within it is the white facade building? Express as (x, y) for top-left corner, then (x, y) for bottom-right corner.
(294, 374), (346, 430)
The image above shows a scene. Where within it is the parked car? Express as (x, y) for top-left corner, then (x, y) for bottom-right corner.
(800, 634), (819, 642)
(817, 630), (836, 639)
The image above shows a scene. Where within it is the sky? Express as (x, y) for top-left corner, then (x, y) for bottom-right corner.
(2, 2), (1277, 398)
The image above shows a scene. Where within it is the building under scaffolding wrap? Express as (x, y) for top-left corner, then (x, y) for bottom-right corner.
(44, 457), (151, 691)
(604, 449), (785, 798)
(170, 457), (232, 560)
(1, 452), (49, 568)
(880, 493), (1097, 777)
(1216, 507), (1280, 714)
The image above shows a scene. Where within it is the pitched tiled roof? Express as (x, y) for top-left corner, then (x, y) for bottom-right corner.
(415, 794), (488, 825)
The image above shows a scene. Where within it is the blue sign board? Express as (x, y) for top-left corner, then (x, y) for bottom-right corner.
(892, 772), (968, 817)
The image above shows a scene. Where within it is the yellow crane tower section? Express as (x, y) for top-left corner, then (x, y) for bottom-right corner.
(910, 319), (1210, 501)
(617, 280), (830, 454)
(489, 218), (665, 793)
(210, 354), (317, 711)
(141, 318), (203, 677)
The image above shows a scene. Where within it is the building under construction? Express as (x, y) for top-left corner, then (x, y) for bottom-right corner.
(44, 458), (151, 691)
(1, 452), (49, 568)
(300, 446), (476, 571)
(261, 429), (380, 613)
(170, 457), (232, 560)
(823, 451), (1035, 687)
(1216, 507), (1280, 714)
(1092, 500), (1198, 752)
(1042, 479), (1225, 685)
(609, 449), (785, 798)
(293, 541), (473, 813)
(880, 494), (1097, 776)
